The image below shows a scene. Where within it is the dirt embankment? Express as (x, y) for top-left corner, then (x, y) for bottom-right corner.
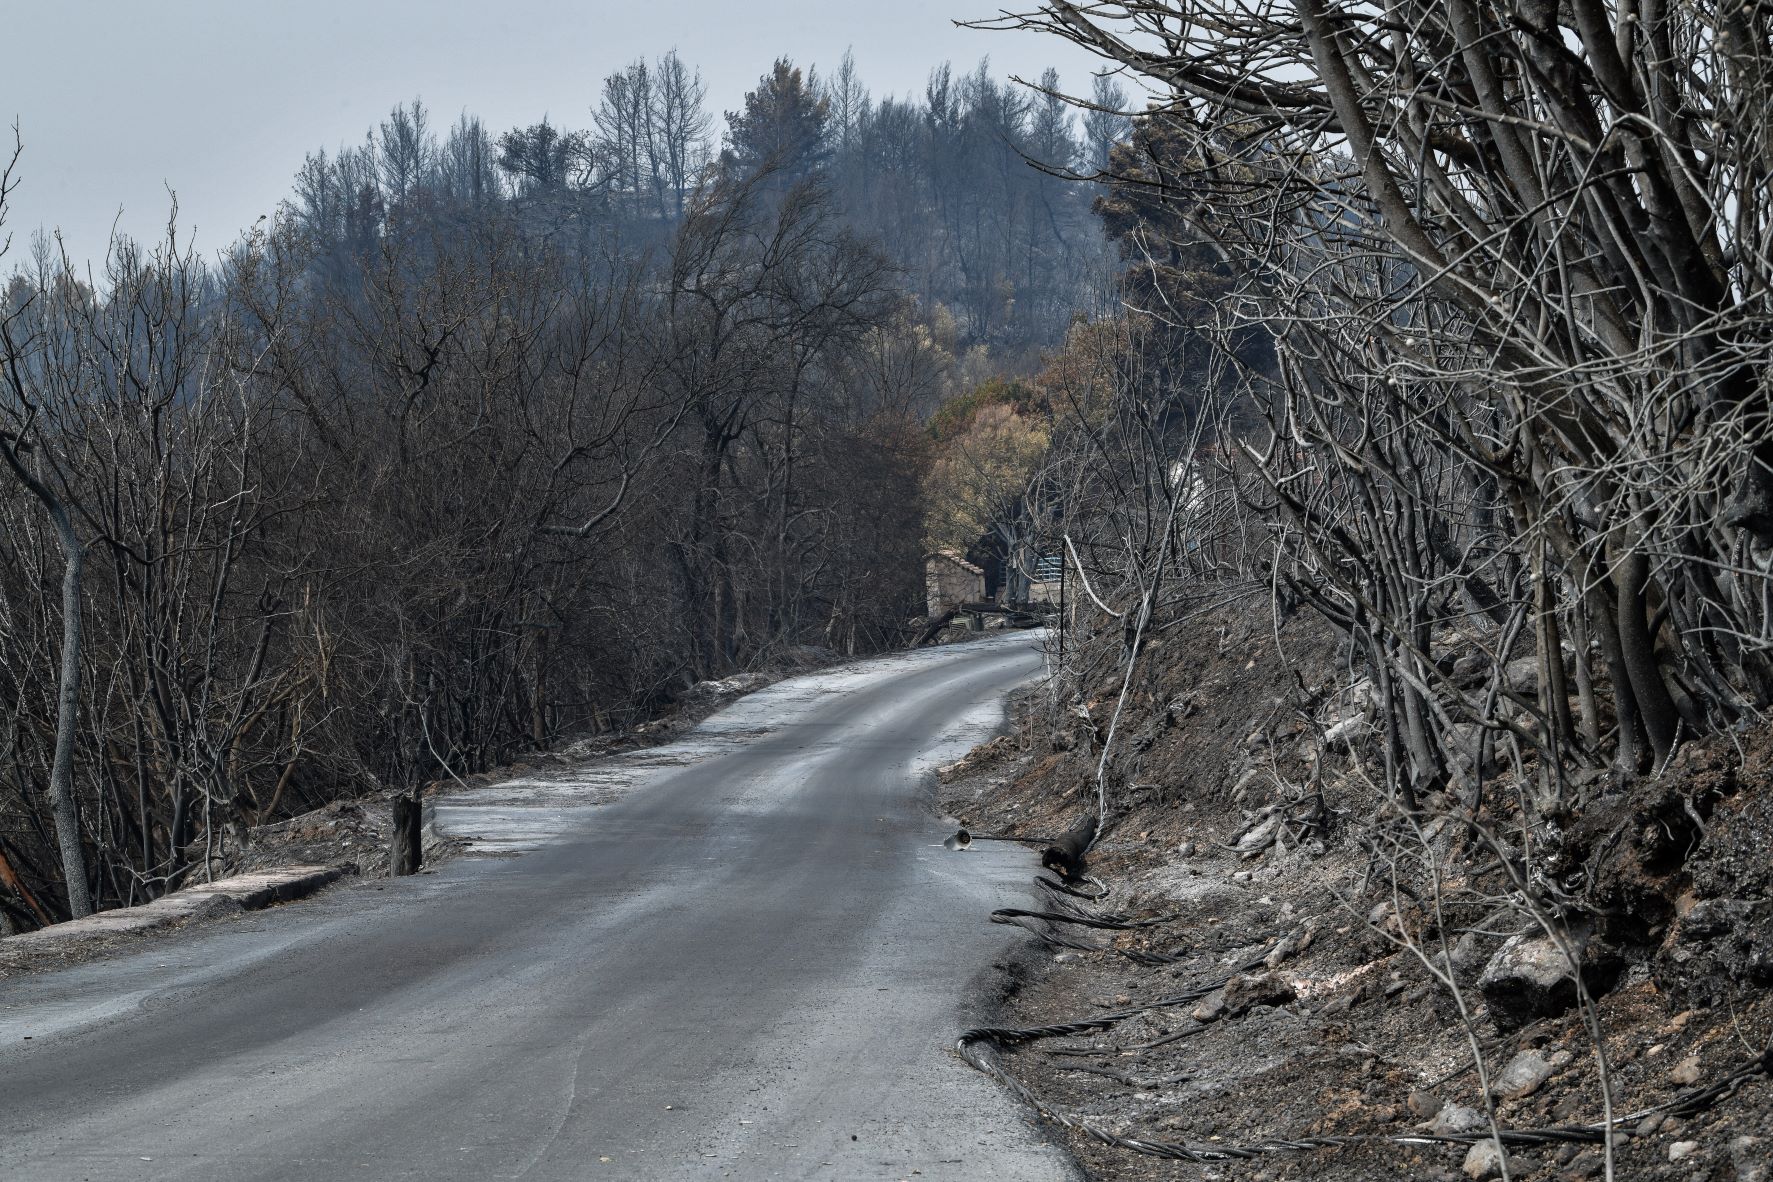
(940, 603), (1772, 1182)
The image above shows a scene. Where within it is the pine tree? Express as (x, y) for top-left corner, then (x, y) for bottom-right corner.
(723, 59), (830, 181)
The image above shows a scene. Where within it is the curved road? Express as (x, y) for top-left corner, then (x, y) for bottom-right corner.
(0, 633), (1074, 1182)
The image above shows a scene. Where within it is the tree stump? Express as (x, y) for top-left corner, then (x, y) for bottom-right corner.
(913, 608), (957, 647)
(1041, 813), (1098, 882)
(390, 794), (423, 877)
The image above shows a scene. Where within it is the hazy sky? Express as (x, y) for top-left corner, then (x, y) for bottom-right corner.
(0, 1), (1102, 271)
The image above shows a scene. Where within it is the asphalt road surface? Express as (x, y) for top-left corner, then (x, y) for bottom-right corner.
(0, 633), (1077, 1182)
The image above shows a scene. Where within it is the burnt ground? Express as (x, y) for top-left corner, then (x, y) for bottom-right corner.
(938, 604), (1773, 1182)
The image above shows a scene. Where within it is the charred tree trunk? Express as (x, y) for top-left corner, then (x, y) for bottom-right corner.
(913, 609), (957, 647)
(390, 793), (424, 876)
(0, 440), (93, 919)
(1614, 548), (1681, 766)
(1583, 576), (1643, 774)
(1042, 813), (1099, 882)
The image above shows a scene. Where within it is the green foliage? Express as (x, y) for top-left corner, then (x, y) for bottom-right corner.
(927, 377), (1044, 443)
(922, 402), (1050, 554)
(496, 118), (584, 193)
(1092, 118), (1231, 322)
(723, 59), (830, 180)
(1090, 115), (1276, 405)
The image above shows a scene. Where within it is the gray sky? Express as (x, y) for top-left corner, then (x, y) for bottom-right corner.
(1, 1), (1101, 271)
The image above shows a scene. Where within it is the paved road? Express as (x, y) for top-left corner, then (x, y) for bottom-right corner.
(0, 634), (1075, 1182)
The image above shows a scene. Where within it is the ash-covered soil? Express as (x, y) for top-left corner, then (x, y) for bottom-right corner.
(939, 605), (1772, 1182)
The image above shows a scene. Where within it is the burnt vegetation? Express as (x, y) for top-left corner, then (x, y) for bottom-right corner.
(929, 0), (1773, 1177)
(5, 5), (1773, 1167)
(0, 52), (1119, 925)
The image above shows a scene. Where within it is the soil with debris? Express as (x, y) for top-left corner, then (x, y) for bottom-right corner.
(938, 604), (1773, 1182)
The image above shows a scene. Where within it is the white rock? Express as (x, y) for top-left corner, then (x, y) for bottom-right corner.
(1463, 1138), (1514, 1180)
(1669, 1140), (1700, 1162)
(1492, 1048), (1572, 1100)
(1234, 812), (1283, 854)
(1322, 712), (1370, 745)
(1503, 656), (1540, 693)
(1729, 1135), (1766, 1182)
(1432, 1104), (1487, 1136)
(1477, 932), (1585, 1027)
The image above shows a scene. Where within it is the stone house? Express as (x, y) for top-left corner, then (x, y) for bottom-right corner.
(926, 551), (985, 617)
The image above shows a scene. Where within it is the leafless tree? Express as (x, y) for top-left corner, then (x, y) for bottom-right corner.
(983, 0), (1773, 793)
(0, 136), (93, 916)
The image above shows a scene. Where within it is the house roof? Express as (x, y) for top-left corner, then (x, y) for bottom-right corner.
(928, 550), (985, 576)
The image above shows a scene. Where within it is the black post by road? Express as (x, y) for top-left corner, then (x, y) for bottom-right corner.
(390, 793), (423, 876)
